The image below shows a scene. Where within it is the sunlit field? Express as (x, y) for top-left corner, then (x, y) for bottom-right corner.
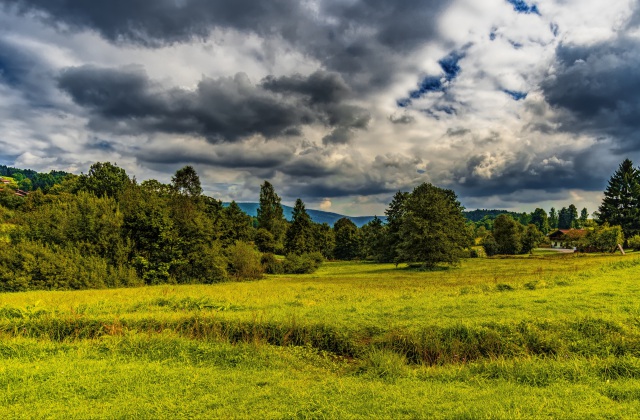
(2, 251), (640, 418)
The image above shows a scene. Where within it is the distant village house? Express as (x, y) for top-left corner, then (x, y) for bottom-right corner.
(548, 229), (587, 249)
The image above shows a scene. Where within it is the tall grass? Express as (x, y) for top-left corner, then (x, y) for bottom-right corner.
(2, 253), (640, 417)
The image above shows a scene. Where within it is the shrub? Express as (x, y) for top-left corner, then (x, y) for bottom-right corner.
(282, 252), (324, 274)
(579, 224), (624, 253)
(0, 240), (141, 292)
(261, 253), (283, 274)
(226, 241), (264, 280)
(482, 235), (499, 257)
(628, 235), (640, 251)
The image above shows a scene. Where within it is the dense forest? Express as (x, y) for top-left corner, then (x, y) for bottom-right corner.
(0, 158), (637, 292)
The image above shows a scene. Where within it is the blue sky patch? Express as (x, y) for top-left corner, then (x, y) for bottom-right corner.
(503, 89), (528, 101)
(397, 50), (464, 107)
(506, 0), (541, 15)
(439, 51), (464, 81)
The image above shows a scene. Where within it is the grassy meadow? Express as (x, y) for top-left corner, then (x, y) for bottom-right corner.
(3, 251), (640, 418)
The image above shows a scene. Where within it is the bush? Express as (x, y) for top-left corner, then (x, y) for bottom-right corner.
(0, 240), (141, 292)
(226, 241), (264, 280)
(482, 235), (499, 257)
(628, 235), (640, 251)
(578, 224), (624, 253)
(282, 252), (324, 274)
(261, 253), (284, 274)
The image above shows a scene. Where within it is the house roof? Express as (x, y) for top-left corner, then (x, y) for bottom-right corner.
(548, 229), (587, 238)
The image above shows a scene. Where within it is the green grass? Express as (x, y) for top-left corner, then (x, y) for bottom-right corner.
(2, 252), (640, 418)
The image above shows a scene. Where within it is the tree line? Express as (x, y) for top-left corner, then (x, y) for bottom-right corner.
(0, 162), (475, 291)
(0, 158), (637, 291)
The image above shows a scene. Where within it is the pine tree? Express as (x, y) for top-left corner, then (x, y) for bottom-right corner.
(578, 207), (589, 228)
(256, 181), (287, 252)
(548, 207), (558, 229)
(333, 218), (361, 260)
(284, 199), (314, 255)
(598, 159), (640, 239)
(568, 204), (579, 228)
(383, 191), (409, 264)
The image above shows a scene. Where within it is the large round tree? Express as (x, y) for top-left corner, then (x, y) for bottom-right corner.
(395, 183), (469, 268)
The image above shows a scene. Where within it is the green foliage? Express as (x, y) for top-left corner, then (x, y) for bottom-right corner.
(333, 218), (361, 260)
(220, 201), (254, 247)
(359, 216), (387, 261)
(254, 228), (277, 254)
(226, 241), (263, 280)
(548, 207), (558, 229)
(17, 192), (129, 265)
(558, 205), (579, 229)
(530, 208), (550, 234)
(77, 162), (132, 199)
(282, 252), (323, 274)
(521, 224), (545, 254)
(171, 165), (202, 197)
(383, 191), (409, 263)
(0, 241), (140, 292)
(256, 181), (287, 253)
(492, 214), (523, 255)
(579, 224), (625, 253)
(598, 158), (640, 239)
(284, 199), (315, 255)
(482, 234), (499, 257)
(260, 253), (284, 274)
(312, 223), (335, 260)
(392, 183), (470, 268)
(628, 235), (640, 251)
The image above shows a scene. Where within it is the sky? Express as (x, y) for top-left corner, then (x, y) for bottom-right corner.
(0, 0), (639, 216)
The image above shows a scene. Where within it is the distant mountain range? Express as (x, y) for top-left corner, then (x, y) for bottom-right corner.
(224, 203), (515, 227)
(223, 202), (386, 227)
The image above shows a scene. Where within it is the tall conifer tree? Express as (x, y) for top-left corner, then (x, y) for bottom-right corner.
(284, 199), (314, 255)
(598, 158), (640, 239)
(256, 181), (287, 251)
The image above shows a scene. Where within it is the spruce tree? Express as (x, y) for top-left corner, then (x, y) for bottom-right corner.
(256, 181), (287, 252)
(333, 218), (361, 260)
(578, 207), (589, 228)
(383, 191), (409, 264)
(548, 207), (558, 230)
(598, 158), (640, 239)
(284, 198), (314, 255)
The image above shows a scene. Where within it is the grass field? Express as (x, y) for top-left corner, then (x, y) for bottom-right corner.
(2, 251), (640, 418)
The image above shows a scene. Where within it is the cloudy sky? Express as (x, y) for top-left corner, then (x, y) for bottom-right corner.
(0, 0), (639, 215)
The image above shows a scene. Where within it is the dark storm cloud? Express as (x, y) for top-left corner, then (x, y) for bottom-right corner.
(0, 38), (57, 104)
(261, 70), (371, 144)
(57, 66), (369, 143)
(452, 149), (609, 199)
(138, 146), (293, 169)
(541, 37), (640, 151)
(2, 0), (305, 46)
(2, 0), (448, 90)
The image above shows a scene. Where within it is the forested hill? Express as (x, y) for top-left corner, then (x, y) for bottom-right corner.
(224, 202), (386, 227)
(462, 209), (522, 222)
